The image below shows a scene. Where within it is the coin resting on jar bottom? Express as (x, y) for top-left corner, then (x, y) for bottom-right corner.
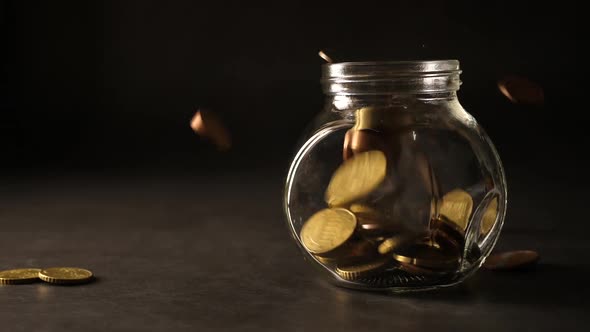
(325, 150), (387, 207)
(313, 239), (378, 265)
(300, 208), (357, 257)
(431, 216), (465, 253)
(392, 243), (460, 270)
(378, 234), (417, 255)
(335, 258), (389, 281)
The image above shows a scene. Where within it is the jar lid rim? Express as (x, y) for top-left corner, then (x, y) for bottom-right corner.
(323, 60), (460, 78)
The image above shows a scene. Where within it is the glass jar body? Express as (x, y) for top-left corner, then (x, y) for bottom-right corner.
(284, 86), (507, 291)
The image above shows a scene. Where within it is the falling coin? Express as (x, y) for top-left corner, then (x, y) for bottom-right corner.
(0, 268), (41, 285)
(300, 208), (357, 257)
(38, 267), (94, 285)
(498, 75), (544, 105)
(318, 50), (334, 63)
(480, 197), (499, 235)
(325, 150), (387, 207)
(439, 189), (473, 230)
(483, 250), (539, 271)
(190, 109), (232, 150)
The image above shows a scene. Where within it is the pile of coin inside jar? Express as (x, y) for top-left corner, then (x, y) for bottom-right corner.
(299, 107), (496, 287)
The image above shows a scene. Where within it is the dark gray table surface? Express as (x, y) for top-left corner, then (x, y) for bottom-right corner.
(1, 168), (588, 331)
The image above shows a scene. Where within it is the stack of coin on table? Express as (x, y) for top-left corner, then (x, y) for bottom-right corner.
(299, 107), (476, 287)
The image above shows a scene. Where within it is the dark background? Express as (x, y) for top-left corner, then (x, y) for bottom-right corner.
(0, 2), (586, 330)
(0, 0), (581, 174)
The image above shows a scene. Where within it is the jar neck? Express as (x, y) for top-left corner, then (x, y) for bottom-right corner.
(329, 92), (459, 114)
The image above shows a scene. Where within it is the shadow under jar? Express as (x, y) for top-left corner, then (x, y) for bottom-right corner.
(284, 60), (507, 292)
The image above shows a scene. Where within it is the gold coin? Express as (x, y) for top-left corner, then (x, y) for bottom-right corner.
(190, 109), (232, 151)
(314, 239), (377, 265)
(378, 235), (413, 255)
(431, 216), (465, 253)
(336, 258), (389, 280)
(39, 267), (94, 285)
(300, 208), (357, 257)
(498, 76), (544, 105)
(392, 243), (460, 270)
(439, 189), (473, 230)
(0, 268), (41, 285)
(325, 150), (387, 207)
(350, 203), (381, 219)
(354, 107), (384, 131)
(483, 250), (539, 271)
(481, 197), (498, 235)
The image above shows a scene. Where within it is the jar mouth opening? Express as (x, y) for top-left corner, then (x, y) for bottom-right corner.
(323, 60), (460, 79)
(322, 60), (462, 95)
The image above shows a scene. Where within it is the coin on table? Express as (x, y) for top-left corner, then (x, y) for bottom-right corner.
(392, 243), (460, 270)
(439, 189), (473, 230)
(325, 150), (387, 207)
(336, 258), (389, 281)
(300, 208), (357, 257)
(0, 268), (41, 285)
(39, 267), (94, 285)
(483, 250), (539, 271)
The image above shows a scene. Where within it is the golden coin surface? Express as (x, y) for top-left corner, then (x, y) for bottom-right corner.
(325, 150), (387, 207)
(392, 244), (460, 270)
(39, 267), (94, 285)
(0, 268), (41, 285)
(314, 239), (377, 265)
(481, 197), (498, 235)
(336, 258), (388, 280)
(432, 216), (465, 253)
(483, 250), (539, 271)
(350, 203), (381, 220)
(300, 208), (357, 256)
(439, 189), (473, 230)
(378, 235), (413, 255)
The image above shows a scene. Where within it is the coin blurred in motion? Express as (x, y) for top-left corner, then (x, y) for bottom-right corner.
(498, 76), (544, 105)
(483, 250), (539, 271)
(318, 50), (333, 63)
(39, 267), (94, 285)
(0, 268), (41, 285)
(343, 129), (387, 160)
(336, 258), (388, 280)
(439, 189), (473, 230)
(325, 150), (387, 207)
(190, 109), (232, 150)
(300, 208), (357, 257)
(480, 197), (499, 235)
(350, 203), (381, 220)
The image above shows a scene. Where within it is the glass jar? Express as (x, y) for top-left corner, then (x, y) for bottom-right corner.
(284, 60), (507, 291)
